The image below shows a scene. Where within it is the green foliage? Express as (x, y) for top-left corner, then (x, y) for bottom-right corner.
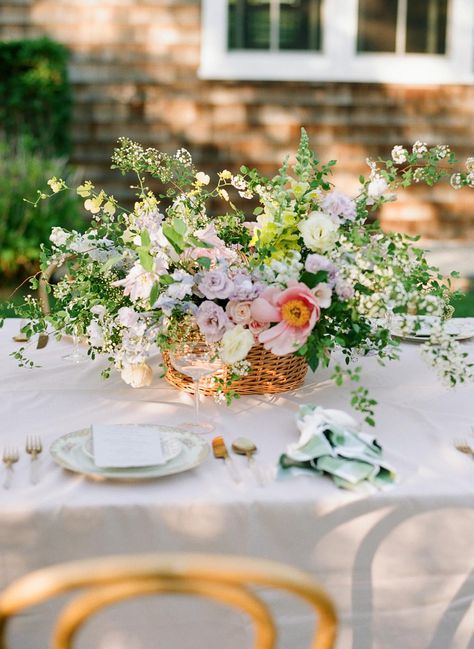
(451, 290), (474, 317)
(0, 139), (83, 278)
(0, 37), (72, 156)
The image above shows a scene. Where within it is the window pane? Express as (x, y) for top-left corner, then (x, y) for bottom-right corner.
(279, 0), (322, 51)
(228, 0), (271, 50)
(357, 0), (398, 52)
(406, 0), (448, 54)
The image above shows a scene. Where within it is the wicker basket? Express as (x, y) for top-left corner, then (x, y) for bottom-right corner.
(162, 343), (308, 396)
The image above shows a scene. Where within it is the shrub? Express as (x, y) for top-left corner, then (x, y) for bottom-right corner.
(0, 139), (84, 279)
(0, 37), (71, 156)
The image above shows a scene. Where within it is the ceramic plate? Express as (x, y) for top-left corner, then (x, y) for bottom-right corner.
(50, 426), (209, 481)
(390, 317), (474, 342)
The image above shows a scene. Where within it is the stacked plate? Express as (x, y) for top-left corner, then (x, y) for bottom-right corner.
(389, 316), (474, 342)
(50, 425), (209, 481)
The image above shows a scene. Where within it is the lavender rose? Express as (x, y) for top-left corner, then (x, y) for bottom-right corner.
(229, 272), (264, 300)
(321, 191), (356, 223)
(198, 270), (234, 300)
(196, 301), (230, 342)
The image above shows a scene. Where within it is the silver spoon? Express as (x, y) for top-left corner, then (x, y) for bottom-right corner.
(232, 437), (265, 486)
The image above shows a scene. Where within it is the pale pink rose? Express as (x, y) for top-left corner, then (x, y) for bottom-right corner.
(226, 300), (252, 325)
(251, 281), (320, 355)
(248, 319), (270, 340)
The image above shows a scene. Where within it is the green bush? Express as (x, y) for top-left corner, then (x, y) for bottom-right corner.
(0, 37), (71, 156)
(0, 139), (84, 279)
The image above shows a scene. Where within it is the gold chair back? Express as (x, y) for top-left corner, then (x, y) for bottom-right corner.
(0, 553), (337, 649)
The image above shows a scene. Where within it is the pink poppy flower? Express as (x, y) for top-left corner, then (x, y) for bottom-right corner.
(250, 281), (320, 355)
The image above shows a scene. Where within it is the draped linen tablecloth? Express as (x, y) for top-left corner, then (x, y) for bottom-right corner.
(0, 318), (473, 649)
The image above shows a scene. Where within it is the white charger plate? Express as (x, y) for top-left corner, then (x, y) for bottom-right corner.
(390, 317), (474, 342)
(50, 426), (209, 481)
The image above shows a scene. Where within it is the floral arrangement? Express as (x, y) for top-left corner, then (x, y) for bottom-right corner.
(6, 130), (474, 422)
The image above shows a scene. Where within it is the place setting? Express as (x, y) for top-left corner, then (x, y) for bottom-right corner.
(49, 424), (209, 482)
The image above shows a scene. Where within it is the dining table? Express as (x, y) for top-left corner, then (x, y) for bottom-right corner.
(0, 317), (473, 649)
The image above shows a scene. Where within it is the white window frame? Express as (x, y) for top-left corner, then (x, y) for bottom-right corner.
(199, 0), (474, 84)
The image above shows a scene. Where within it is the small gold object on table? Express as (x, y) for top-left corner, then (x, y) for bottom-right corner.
(25, 436), (43, 484)
(2, 447), (19, 490)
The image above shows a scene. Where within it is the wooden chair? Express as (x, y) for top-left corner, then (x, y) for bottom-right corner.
(0, 553), (337, 649)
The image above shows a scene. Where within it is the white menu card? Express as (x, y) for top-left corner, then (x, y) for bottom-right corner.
(92, 424), (165, 468)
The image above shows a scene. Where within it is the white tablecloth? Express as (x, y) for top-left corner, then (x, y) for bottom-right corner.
(1, 318), (473, 649)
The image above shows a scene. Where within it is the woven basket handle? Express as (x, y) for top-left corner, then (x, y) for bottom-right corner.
(38, 254), (75, 316)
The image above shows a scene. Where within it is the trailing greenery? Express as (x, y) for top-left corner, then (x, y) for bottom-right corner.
(0, 139), (83, 278)
(0, 37), (71, 156)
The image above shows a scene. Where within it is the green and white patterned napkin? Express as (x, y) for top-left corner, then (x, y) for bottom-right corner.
(279, 405), (396, 492)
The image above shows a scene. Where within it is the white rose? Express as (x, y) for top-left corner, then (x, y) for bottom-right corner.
(220, 325), (254, 364)
(298, 212), (338, 253)
(50, 227), (69, 247)
(121, 362), (153, 388)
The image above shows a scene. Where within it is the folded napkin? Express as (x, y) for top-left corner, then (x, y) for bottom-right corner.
(279, 405), (396, 492)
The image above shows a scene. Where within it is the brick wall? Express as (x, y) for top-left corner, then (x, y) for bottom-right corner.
(1, 0), (473, 238)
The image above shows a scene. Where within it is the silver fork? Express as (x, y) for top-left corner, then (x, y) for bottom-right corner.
(2, 447), (20, 489)
(25, 436), (43, 485)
